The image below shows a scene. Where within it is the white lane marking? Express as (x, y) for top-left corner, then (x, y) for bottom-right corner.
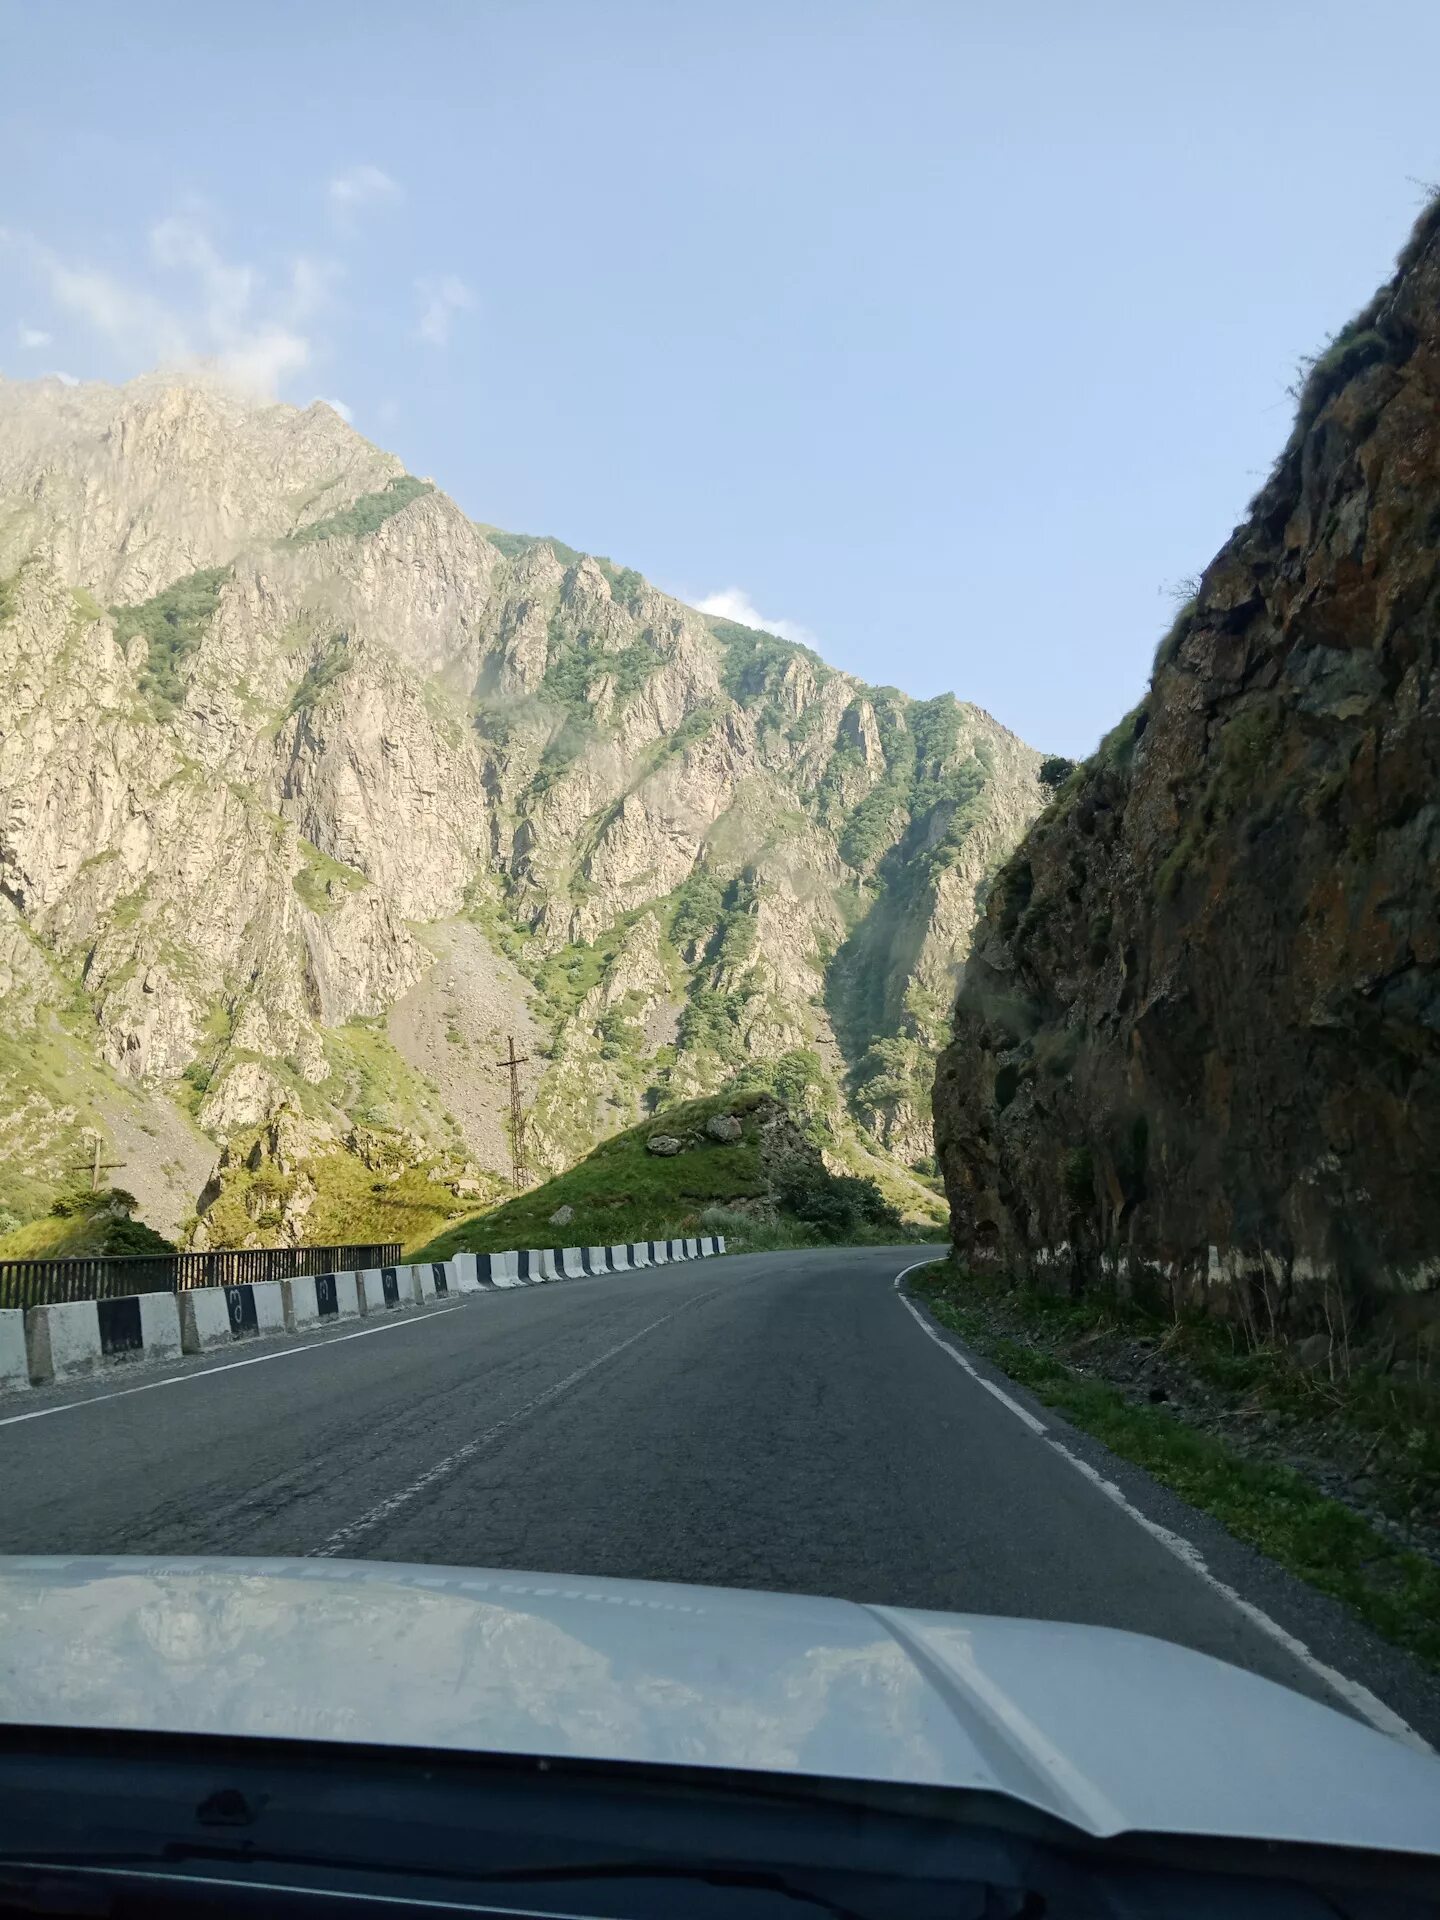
(892, 1261), (1047, 1433)
(309, 1296), (713, 1559)
(0, 1307), (463, 1430)
(891, 1262), (1433, 1756)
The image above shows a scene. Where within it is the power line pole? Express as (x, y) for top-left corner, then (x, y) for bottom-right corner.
(65, 1133), (124, 1194)
(496, 1035), (531, 1189)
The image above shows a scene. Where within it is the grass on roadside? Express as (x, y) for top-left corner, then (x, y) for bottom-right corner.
(908, 1260), (1440, 1671)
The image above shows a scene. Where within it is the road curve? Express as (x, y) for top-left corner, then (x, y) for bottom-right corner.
(2, 1245), (1437, 1745)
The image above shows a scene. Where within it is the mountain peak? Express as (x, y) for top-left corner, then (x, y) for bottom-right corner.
(0, 368), (1043, 1246)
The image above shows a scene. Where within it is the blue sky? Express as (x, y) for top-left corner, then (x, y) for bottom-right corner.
(2, 0), (1437, 755)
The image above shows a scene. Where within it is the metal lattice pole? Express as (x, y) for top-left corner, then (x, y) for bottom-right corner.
(497, 1035), (531, 1188)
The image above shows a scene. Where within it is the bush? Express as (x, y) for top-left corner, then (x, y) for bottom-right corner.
(1062, 1146), (1094, 1210)
(286, 475), (433, 546)
(112, 567), (230, 714)
(1038, 755), (1077, 791)
(775, 1170), (904, 1241)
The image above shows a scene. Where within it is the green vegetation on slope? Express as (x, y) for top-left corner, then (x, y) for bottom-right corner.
(292, 836), (369, 914)
(285, 475), (434, 546)
(196, 1141), (474, 1257)
(0, 1188), (175, 1264)
(111, 567), (230, 715)
(411, 1089), (915, 1263)
(480, 528), (586, 567)
(910, 1260), (1440, 1669)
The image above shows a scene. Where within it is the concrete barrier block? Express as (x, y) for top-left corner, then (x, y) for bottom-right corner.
(251, 1281), (285, 1334)
(452, 1253), (481, 1291)
(716, 1234), (726, 1253)
(285, 1271), (364, 1329)
(628, 1242), (650, 1267)
(138, 1291), (182, 1360)
(685, 1238), (699, 1259)
(413, 1261), (451, 1302)
(25, 1301), (102, 1384)
(608, 1244), (631, 1271)
(179, 1288), (232, 1354)
(360, 1265), (411, 1311)
(283, 1276), (321, 1331)
(558, 1247), (586, 1277)
(585, 1246), (610, 1275)
(648, 1240), (668, 1266)
(489, 1251), (525, 1287)
(520, 1248), (553, 1282)
(668, 1239), (686, 1261)
(0, 1308), (30, 1390)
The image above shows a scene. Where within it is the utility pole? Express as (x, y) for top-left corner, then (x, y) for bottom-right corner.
(65, 1133), (124, 1194)
(496, 1036), (531, 1189)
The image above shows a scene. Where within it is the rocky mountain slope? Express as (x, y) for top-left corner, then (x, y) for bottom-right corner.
(934, 198), (1440, 1357)
(0, 370), (1042, 1243)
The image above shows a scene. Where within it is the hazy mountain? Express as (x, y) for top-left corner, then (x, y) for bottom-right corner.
(0, 369), (1042, 1244)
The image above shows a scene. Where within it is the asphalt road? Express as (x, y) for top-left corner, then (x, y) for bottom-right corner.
(3, 1245), (1437, 1747)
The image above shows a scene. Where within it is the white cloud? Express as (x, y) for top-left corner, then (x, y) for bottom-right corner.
(328, 164), (402, 211)
(695, 586), (814, 646)
(48, 370), (78, 386)
(17, 322), (50, 348)
(414, 273), (473, 346)
(5, 211), (336, 398)
(314, 394), (353, 422)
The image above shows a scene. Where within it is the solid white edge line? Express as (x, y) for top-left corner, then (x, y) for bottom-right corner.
(891, 1259), (1433, 1756)
(0, 1305), (464, 1429)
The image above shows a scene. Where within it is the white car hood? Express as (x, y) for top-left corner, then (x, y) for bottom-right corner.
(0, 1556), (1435, 1854)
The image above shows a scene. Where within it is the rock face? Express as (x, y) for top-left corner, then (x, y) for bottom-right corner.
(0, 369), (1042, 1240)
(934, 200), (1440, 1352)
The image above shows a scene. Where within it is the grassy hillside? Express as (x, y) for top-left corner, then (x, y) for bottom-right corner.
(0, 1188), (175, 1261)
(412, 1090), (938, 1261)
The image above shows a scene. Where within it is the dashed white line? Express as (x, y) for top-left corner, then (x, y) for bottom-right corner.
(309, 1294), (715, 1559)
(891, 1260), (1432, 1756)
(0, 1306), (464, 1429)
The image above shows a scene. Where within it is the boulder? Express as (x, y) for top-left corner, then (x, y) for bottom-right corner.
(549, 1203), (575, 1225)
(705, 1113), (743, 1144)
(646, 1134), (682, 1156)
(1295, 1333), (1333, 1373)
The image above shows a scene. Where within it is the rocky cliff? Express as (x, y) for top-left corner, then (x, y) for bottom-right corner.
(934, 199), (1440, 1353)
(0, 370), (1043, 1243)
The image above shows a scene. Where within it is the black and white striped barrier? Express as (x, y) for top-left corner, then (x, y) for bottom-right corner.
(0, 1232), (735, 1395)
(283, 1271), (363, 1330)
(25, 1292), (183, 1382)
(181, 1279), (287, 1352)
(412, 1261), (450, 1302)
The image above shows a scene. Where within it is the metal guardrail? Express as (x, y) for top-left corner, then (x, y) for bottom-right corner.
(0, 1244), (403, 1313)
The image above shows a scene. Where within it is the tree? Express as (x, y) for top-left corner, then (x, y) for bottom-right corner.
(1038, 755), (1077, 791)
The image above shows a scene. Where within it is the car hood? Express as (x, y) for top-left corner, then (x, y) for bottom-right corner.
(0, 1556), (1435, 1853)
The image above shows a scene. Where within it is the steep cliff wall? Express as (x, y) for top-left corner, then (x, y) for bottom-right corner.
(934, 200), (1440, 1348)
